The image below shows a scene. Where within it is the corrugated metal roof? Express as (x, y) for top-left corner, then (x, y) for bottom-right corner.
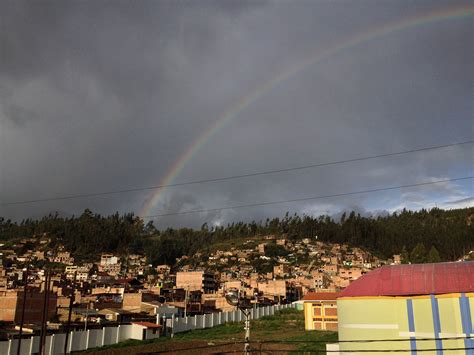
(339, 261), (474, 297)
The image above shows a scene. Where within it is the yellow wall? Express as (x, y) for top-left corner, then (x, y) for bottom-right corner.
(304, 300), (338, 331)
(337, 293), (473, 354)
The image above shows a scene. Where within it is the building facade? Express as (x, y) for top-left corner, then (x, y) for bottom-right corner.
(176, 271), (217, 293)
(336, 262), (474, 354)
(0, 289), (57, 323)
(303, 292), (339, 331)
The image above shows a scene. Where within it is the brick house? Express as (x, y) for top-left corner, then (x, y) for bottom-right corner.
(0, 289), (57, 323)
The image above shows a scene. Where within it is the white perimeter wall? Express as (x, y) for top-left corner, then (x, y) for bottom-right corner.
(1, 303), (295, 354)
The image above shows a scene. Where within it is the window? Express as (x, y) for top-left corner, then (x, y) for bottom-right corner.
(313, 306), (321, 316)
(325, 307), (337, 316)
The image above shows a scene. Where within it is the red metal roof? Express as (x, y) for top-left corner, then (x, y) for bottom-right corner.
(302, 292), (339, 301)
(339, 261), (474, 297)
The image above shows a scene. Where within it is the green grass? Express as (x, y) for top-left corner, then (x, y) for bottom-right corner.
(76, 337), (166, 352)
(285, 330), (338, 353)
(252, 308), (337, 353)
(77, 308), (338, 353)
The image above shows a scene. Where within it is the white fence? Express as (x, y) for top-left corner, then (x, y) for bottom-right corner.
(0, 303), (295, 354)
(0, 323), (159, 355)
(168, 303), (295, 334)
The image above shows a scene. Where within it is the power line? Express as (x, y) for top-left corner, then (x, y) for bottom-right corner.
(137, 341), (240, 354)
(136, 339), (474, 354)
(137, 337), (474, 354)
(2, 140), (472, 206)
(259, 336), (474, 343)
(266, 350), (474, 354)
(143, 176), (474, 218)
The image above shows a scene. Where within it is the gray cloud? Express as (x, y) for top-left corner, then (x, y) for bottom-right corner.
(446, 197), (474, 205)
(1, 0), (472, 227)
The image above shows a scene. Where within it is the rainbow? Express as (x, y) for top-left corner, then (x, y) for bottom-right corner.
(140, 5), (474, 219)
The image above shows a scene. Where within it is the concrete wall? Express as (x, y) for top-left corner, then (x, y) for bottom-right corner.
(70, 330), (87, 352)
(176, 271), (204, 291)
(122, 293), (142, 310)
(0, 324), (153, 355)
(337, 292), (473, 354)
(0, 303), (295, 354)
(88, 329), (102, 349)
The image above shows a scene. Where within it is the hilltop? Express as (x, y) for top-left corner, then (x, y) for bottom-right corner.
(1, 207), (473, 268)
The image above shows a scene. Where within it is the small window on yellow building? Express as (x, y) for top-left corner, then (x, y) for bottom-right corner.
(313, 307), (321, 316)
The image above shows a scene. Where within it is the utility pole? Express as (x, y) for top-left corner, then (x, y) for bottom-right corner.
(184, 287), (188, 318)
(39, 271), (51, 355)
(243, 309), (251, 355)
(225, 290), (252, 355)
(64, 272), (77, 355)
(84, 302), (90, 331)
(17, 267), (29, 355)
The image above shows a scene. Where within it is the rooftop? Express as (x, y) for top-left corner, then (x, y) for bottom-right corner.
(132, 322), (162, 328)
(302, 292), (339, 301)
(339, 261), (474, 297)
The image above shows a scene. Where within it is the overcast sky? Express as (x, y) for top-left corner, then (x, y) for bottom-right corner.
(1, 0), (473, 228)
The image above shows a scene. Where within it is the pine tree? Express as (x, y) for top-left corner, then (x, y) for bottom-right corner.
(426, 246), (441, 263)
(410, 242), (426, 264)
(401, 245), (410, 264)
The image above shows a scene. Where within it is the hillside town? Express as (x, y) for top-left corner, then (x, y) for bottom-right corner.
(2, 0), (473, 353)
(1, 229), (473, 354)
(0, 233), (401, 335)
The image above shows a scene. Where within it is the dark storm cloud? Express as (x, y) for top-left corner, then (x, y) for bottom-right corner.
(1, 0), (472, 227)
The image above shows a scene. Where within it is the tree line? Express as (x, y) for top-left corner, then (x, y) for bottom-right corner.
(0, 207), (472, 266)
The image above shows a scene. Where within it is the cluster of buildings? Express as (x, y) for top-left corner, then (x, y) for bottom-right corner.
(0, 234), (401, 341)
(1, 233), (473, 355)
(182, 235), (393, 296)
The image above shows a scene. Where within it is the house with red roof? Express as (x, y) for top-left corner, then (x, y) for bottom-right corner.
(131, 322), (162, 340)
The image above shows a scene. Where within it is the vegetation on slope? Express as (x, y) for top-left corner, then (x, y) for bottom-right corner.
(1, 207), (473, 265)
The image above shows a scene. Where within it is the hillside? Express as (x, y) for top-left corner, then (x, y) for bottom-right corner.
(1, 207), (473, 267)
